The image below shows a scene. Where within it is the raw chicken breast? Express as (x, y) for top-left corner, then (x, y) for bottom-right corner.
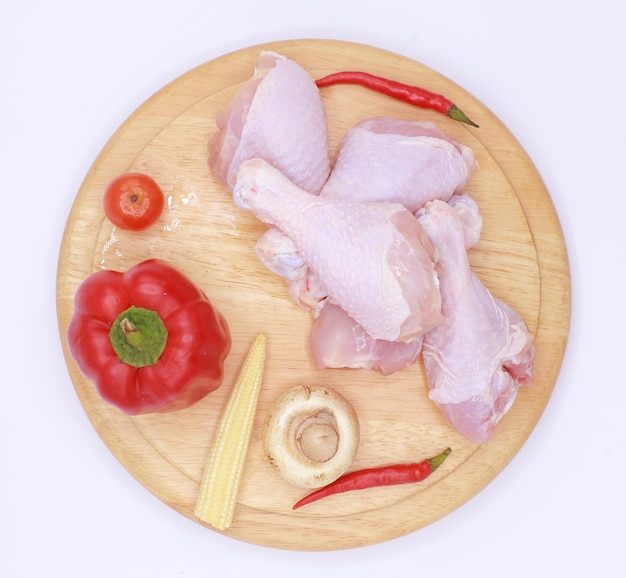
(310, 303), (423, 375)
(208, 51), (330, 193)
(418, 199), (534, 444)
(234, 158), (443, 342)
(321, 117), (475, 212)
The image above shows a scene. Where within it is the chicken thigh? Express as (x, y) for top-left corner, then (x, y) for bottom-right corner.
(417, 199), (534, 444)
(234, 158), (443, 342)
(208, 51), (330, 193)
(321, 117), (475, 212)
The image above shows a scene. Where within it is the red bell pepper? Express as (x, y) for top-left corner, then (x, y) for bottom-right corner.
(67, 259), (231, 415)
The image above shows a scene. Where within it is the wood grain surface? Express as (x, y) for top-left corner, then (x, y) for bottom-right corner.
(56, 39), (571, 550)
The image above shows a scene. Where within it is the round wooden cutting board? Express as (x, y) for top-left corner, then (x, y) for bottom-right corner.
(56, 39), (570, 550)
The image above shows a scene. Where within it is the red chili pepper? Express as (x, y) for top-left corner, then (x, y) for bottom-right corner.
(316, 71), (478, 128)
(66, 259), (231, 415)
(292, 448), (451, 510)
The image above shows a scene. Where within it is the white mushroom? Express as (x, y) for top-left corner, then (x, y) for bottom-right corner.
(262, 385), (360, 488)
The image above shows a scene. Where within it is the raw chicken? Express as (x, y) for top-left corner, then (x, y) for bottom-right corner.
(252, 225), (329, 311)
(417, 199), (534, 444)
(310, 303), (423, 375)
(250, 116), (476, 305)
(234, 158), (443, 342)
(286, 267), (329, 312)
(252, 115), (476, 313)
(308, 194), (483, 374)
(446, 194), (483, 249)
(321, 117), (475, 212)
(254, 227), (308, 281)
(208, 51), (330, 193)
(208, 51), (331, 288)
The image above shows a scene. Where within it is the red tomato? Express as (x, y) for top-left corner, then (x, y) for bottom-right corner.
(103, 173), (165, 231)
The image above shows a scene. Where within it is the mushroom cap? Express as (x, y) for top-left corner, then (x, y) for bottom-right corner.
(262, 384), (360, 488)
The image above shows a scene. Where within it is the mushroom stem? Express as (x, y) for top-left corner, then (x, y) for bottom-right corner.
(296, 411), (339, 463)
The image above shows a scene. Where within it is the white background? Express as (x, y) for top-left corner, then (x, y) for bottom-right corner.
(2, 1), (624, 576)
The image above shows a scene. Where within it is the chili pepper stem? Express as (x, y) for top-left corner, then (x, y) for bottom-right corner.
(447, 105), (479, 128)
(427, 447), (452, 472)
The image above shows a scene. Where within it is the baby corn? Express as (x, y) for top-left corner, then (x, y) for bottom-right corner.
(195, 333), (267, 530)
